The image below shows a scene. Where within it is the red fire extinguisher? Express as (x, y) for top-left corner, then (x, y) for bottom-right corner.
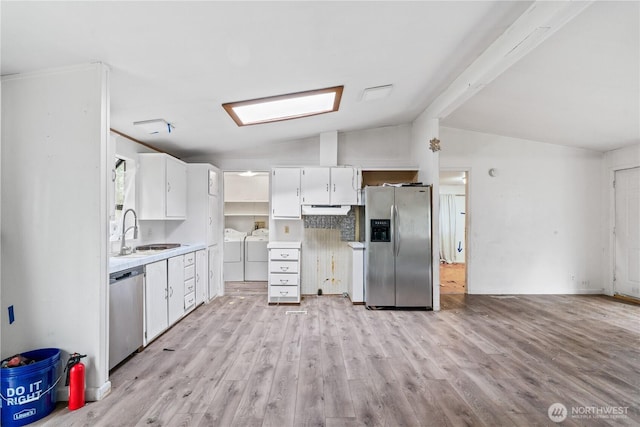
(65, 353), (87, 410)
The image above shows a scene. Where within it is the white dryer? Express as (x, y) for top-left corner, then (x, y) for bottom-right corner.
(223, 228), (247, 281)
(244, 228), (269, 281)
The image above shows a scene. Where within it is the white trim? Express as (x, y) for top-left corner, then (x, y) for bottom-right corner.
(607, 164), (640, 296)
(471, 289), (605, 295)
(439, 166), (472, 294)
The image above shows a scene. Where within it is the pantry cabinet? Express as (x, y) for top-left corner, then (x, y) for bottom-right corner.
(271, 168), (301, 219)
(300, 167), (358, 205)
(138, 153), (187, 219)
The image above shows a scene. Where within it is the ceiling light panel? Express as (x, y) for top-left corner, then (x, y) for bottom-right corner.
(223, 86), (343, 126)
(133, 119), (173, 134)
(362, 84), (393, 101)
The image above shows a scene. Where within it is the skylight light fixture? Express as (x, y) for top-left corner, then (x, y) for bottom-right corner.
(223, 86), (343, 126)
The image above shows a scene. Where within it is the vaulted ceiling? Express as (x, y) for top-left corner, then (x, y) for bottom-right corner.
(2, 1), (638, 157)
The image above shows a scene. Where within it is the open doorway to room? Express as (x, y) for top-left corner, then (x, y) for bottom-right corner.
(613, 166), (640, 301)
(439, 171), (468, 294)
(223, 171), (270, 294)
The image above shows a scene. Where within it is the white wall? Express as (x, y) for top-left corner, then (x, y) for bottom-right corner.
(1, 64), (111, 400)
(410, 115), (440, 309)
(440, 126), (604, 294)
(339, 124), (413, 168)
(602, 143), (640, 295)
(187, 124), (415, 171)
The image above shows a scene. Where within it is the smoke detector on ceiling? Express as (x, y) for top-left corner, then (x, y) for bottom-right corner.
(361, 84), (393, 101)
(133, 119), (174, 134)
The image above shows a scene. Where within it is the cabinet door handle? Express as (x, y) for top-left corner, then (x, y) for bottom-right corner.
(280, 279), (289, 284)
(169, 286), (173, 297)
(167, 182), (171, 193)
(280, 291), (289, 296)
(280, 266), (289, 271)
(280, 253), (289, 258)
(333, 183), (336, 192)
(326, 183), (329, 192)
(196, 273), (200, 283)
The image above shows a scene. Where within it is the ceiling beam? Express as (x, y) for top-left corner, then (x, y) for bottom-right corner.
(422, 0), (593, 120)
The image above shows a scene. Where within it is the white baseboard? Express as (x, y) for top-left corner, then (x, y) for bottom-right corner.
(55, 381), (112, 402)
(469, 288), (605, 295)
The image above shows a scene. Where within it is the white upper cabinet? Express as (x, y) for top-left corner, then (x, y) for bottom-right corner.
(300, 167), (358, 205)
(301, 167), (331, 205)
(330, 167), (359, 205)
(271, 168), (301, 219)
(138, 153), (187, 220)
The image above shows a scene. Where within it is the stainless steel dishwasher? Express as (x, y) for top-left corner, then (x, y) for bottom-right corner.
(109, 266), (144, 370)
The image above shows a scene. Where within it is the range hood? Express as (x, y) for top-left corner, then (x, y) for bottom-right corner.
(301, 205), (351, 216)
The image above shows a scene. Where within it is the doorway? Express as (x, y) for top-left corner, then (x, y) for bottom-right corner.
(614, 167), (640, 299)
(439, 171), (468, 294)
(222, 171), (270, 293)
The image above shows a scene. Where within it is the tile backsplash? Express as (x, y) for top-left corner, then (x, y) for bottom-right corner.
(302, 208), (356, 241)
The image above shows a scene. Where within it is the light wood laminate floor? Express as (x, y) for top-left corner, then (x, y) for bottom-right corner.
(35, 291), (639, 426)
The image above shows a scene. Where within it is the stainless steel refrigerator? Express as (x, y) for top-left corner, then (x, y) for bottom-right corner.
(364, 185), (432, 308)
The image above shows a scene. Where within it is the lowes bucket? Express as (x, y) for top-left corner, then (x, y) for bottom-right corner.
(1, 348), (61, 426)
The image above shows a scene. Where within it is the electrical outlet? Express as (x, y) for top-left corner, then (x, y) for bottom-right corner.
(284, 225), (290, 234)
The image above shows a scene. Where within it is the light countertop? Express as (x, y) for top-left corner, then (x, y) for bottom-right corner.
(267, 241), (302, 249)
(109, 243), (206, 274)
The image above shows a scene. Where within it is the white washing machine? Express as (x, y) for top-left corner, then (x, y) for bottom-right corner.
(223, 228), (247, 281)
(244, 228), (269, 281)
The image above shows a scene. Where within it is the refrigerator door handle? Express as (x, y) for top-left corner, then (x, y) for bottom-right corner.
(395, 204), (401, 256)
(390, 204), (396, 255)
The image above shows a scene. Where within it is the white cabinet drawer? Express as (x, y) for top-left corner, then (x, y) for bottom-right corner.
(269, 274), (299, 286)
(185, 278), (195, 295)
(270, 261), (298, 274)
(184, 292), (195, 309)
(184, 252), (195, 267)
(184, 264), (195, 281)
(270, 248), (299, 261)
(269, 286), (299, 298)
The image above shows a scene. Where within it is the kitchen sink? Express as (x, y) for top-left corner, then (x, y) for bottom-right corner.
(135, 243), (181, 251)
(112, 243), (181, 258)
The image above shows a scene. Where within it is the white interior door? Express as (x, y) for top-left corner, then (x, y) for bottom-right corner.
(614, 167), (640, 298)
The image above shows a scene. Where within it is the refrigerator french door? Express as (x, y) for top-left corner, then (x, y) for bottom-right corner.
(365, 185), (432, 308)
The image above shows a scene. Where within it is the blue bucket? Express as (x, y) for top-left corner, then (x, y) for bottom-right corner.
(0, 348), (61, 426)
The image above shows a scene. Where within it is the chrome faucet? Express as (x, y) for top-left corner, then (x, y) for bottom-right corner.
(119, 208), (139, 255)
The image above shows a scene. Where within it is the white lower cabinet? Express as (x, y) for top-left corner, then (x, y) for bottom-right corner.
(144, 260), (169, 346)
(143, 251), (200, 346)
(196, 249), (207, 305)
(267, 242), (301, 304)
(167, 255), (185, 325)
(184, 251), (196, 313)
(208, 244), (220, 299)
